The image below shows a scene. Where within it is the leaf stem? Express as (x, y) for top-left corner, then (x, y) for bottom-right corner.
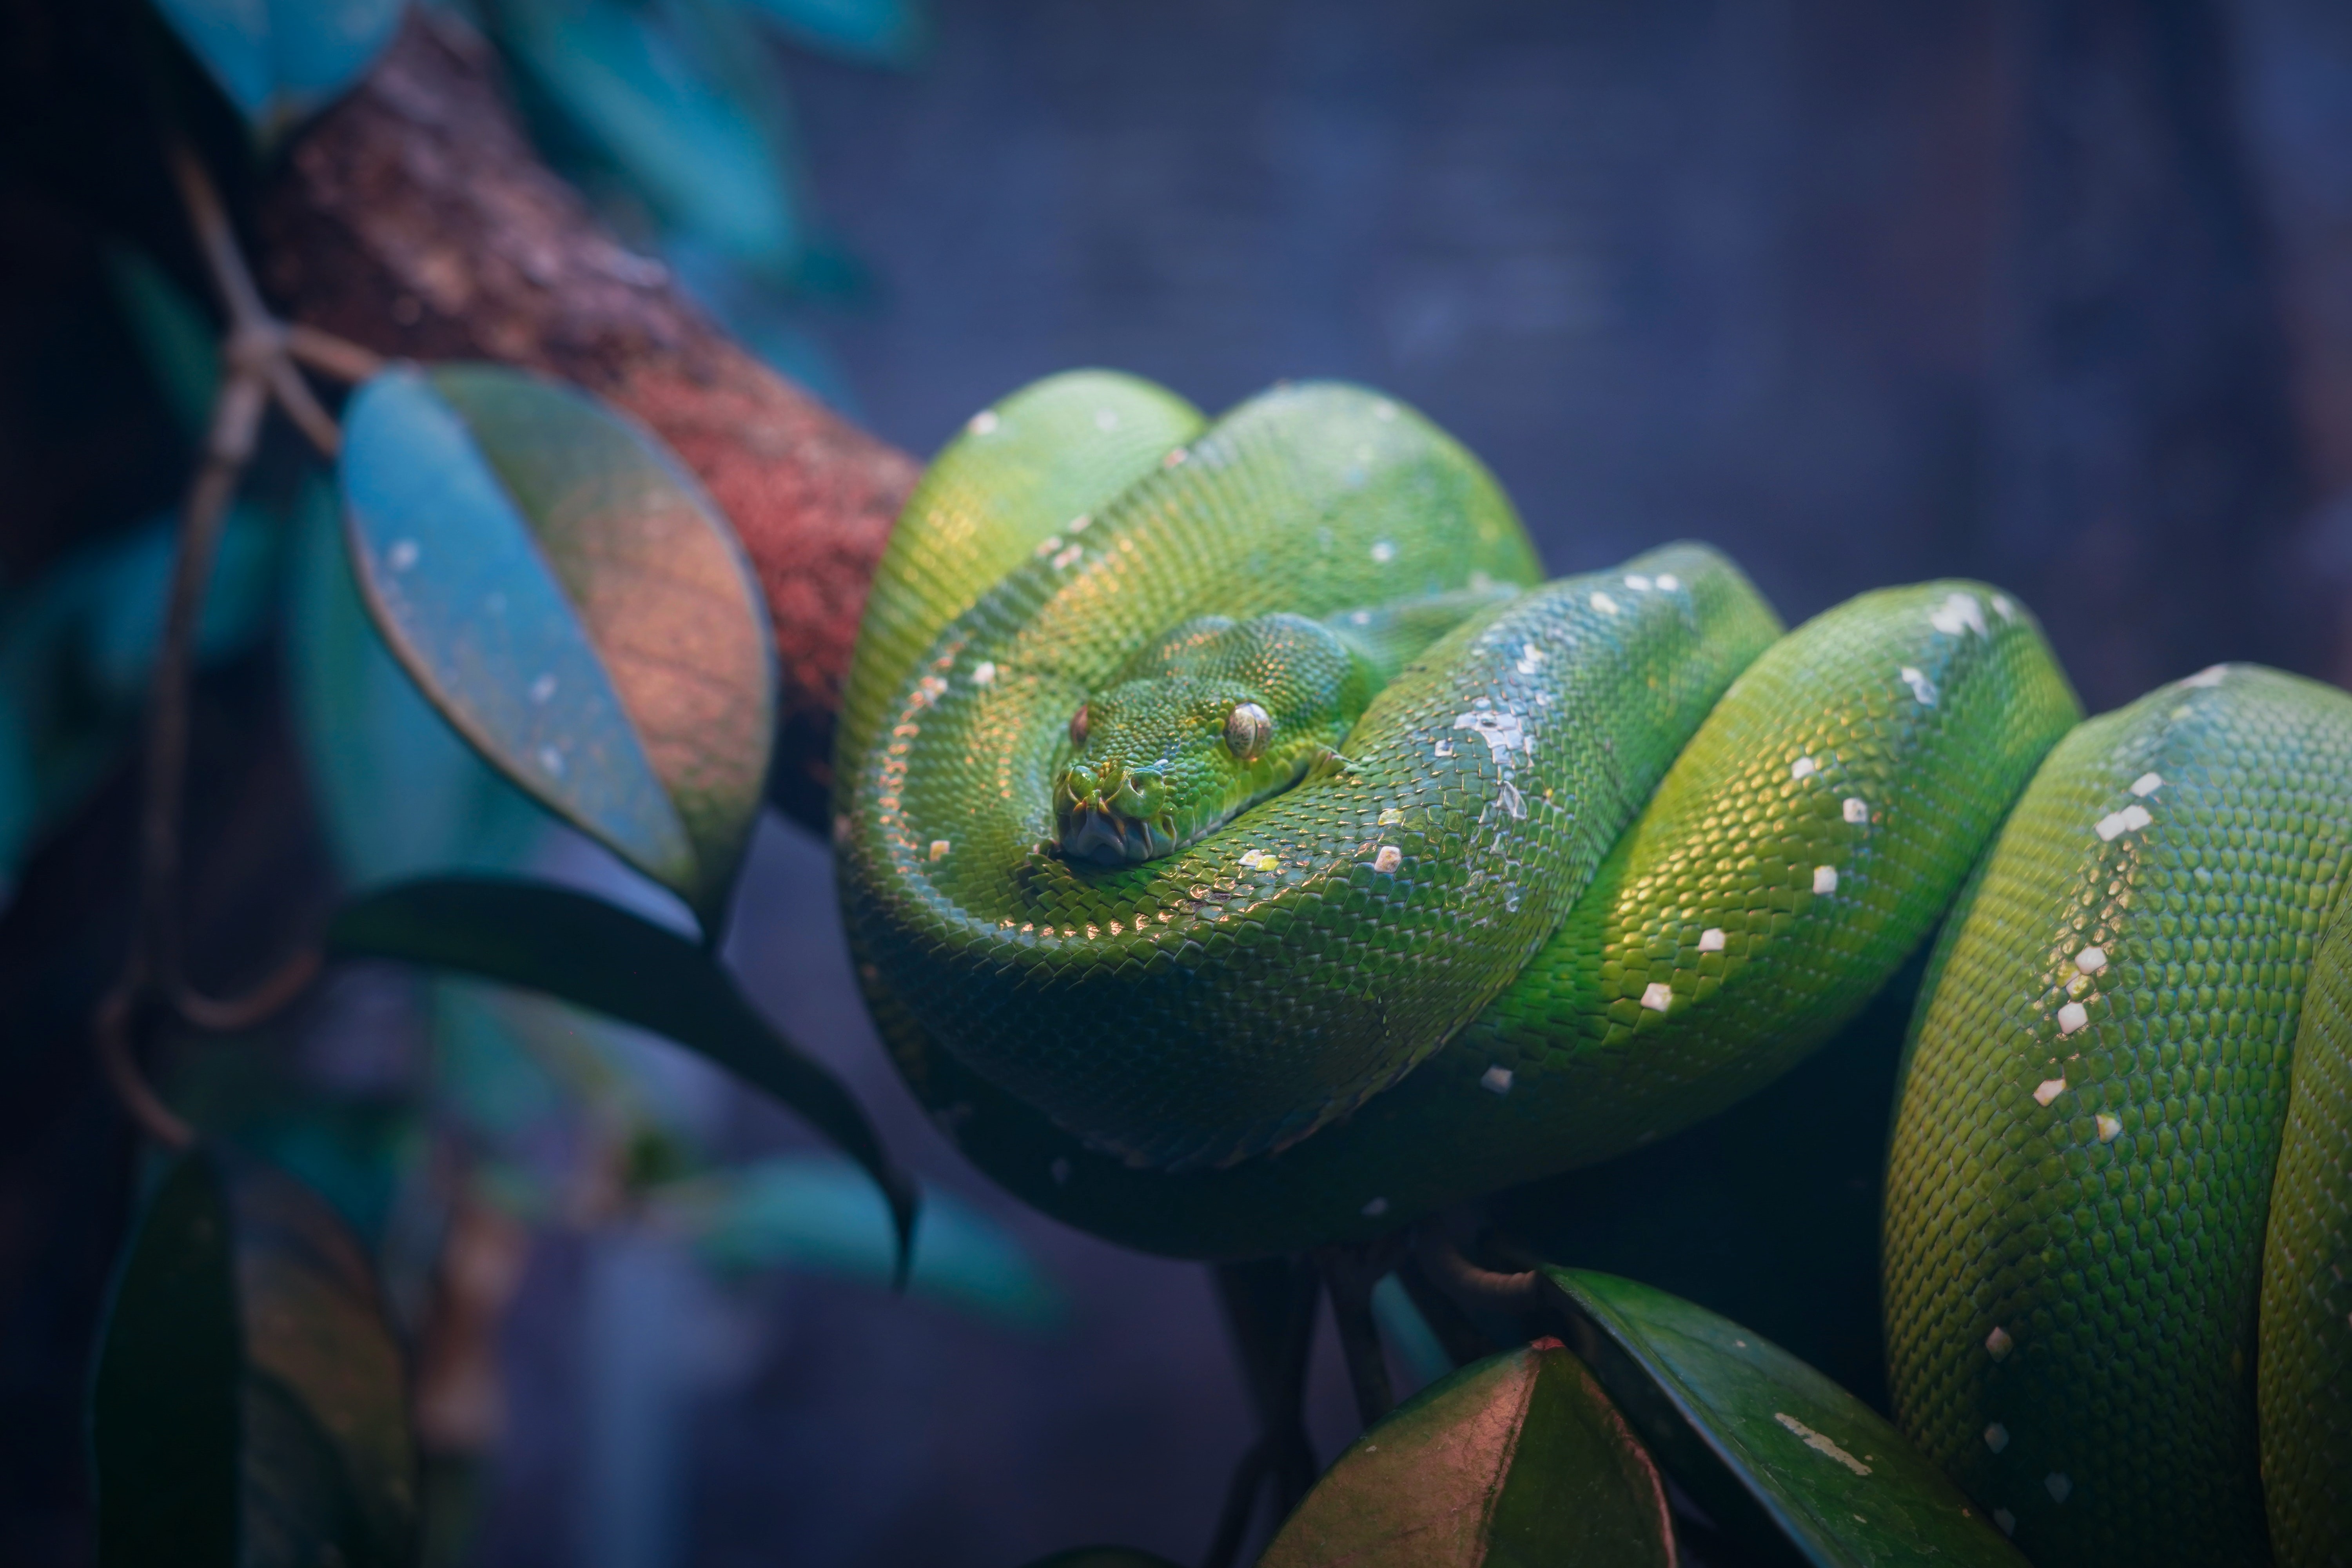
(90, 142), (355, 1144)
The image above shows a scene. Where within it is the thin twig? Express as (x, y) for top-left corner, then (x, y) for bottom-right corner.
(1413, 1223), (1540, 1315)
(178, 947), (325, 1033)
(95, 993), (194, 1151)
(268, 354), (342, 457)
(286, 323), (386, 385)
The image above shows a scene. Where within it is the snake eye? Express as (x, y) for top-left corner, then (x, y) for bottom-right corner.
(1069, 703), (1090, 746)
(1224, 702), (1272, 760)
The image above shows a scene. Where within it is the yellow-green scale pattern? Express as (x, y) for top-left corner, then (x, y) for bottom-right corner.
(1445, 581), (2079, 1163)
(2260, 890), (2352, 1568)
(1882, 664), (2352, 1566)
(846, 408), (1781, 1167)
(832, 370), (1207, 800)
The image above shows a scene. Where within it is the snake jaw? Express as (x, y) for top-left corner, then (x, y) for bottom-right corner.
(1054, 762), (1183, 864)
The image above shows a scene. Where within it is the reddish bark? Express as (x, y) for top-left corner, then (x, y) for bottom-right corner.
(254, 13), (916, 827)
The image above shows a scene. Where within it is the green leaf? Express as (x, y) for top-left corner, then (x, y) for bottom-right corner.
(327, 873), (916, 1271)
(738, 0), (928, 67)
(489, 0), (804, 270)
(148, 0), (407, 139)
(339, 364), (777, 927)
(102, 246), (219, 438)
(1260, 1338), (1674, 1568)
(1543, 1269), (2030, 1568)
(651, 1153), (1061, 1329)
(91, 1148), (417, 1568)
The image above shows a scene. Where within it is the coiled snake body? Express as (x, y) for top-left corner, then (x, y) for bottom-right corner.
(836, 373), (2350, 1565)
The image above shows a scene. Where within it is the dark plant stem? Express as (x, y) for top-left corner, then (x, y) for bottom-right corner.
(1314, 1238), (1407, 1431)
(1203, 1257), (1321, 1568)
(88, 143), (385, 1144)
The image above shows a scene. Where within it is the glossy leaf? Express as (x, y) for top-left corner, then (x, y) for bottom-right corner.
(327, 874), (916, 1269)
(1261, 1337), (1674, 1568)
(339, 363), (776, 926)
(652, 1154), (1061, 1328)
(490, 0), (803, 269)
(149, 0), (407, 138)
(1543, 1269), (2029, 1568)
(739, 0), (928, 67)
(91, 1148), (417, 1568)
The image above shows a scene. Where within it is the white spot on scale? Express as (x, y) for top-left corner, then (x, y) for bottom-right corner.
(1052, 544), (1084, 570)
(968, 410), (999, 435)
(1480, 1065), (1514, 1095)
(1656, 573), (1680, 591)
(2035, 1076), (2069, 1106)
(2095, 804), (2154, 841)
(971, 661), (996, 686)
(1361, 1196), (1389, 1218)
(1626, 574), (1654, 590)
(1050, 1157), (1072, 1185)
(1373, 845), (1402, 873)
(1773, 1413), (1871, 1476)
(1813, 866), (1840, 895)
(929, 840), (951, 861)
(1993, 1510), (2016, 1536)
(1984, 1424), (2010, 1454)
(1350, 610), (1372, 625)
(1434, 740), (1454, 758)
(1590, 591), (1620, 615)
(1370, 540), (1396, 564)
(1698, 928), (1727, 953)
(1453, 710), (1528, 759)
(1991, 593), (2016, 621)
(1498, 783), (1526, 818)
(1377, 808), (1403, 826)
(1372, 400), (1397, 421)
(1791, 755), (1818, 780)
(2097, 1114), (2122, 1142)
(2045, 1474), (2072, 1504)
(1986, 1326), (2014, 1360)
(1900, 666), (1938, 706)
(2131, 772), (2163, 797)
(2183, 664), (2228, 688)
(1093, 408), (1120, 431)
(1641, 982), (1673, 1013)
(530, 673), (557, 703)
(1929, 592), (1987, 638)
(387, 539), (419, 572)
(1844, 797), (1868, 824)
(1516, 642), (1544, 674)
(537, 746), (564, 777)
(2075, 946), (2108, 975)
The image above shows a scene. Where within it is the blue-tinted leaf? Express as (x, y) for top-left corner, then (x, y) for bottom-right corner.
(287, 474), (547, 888)
(1544, 1269), (2029, 1568)
(737, 0), (927, 67)
(490, 0), (802, 269)
(328, 874), (916, 1271)
(339, 365), (776, 924)
(102, 246), (219, 439)
(91, 1148), (417, 1568)
(1370, 1272), (1454, 1393)
(149, 0), (407, 138)
(654, 1154), (1060, 1328)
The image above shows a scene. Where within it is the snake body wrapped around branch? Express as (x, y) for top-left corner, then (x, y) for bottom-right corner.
(835, 372), (2352, 1565)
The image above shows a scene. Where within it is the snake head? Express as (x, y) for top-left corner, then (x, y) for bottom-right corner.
(1052, 613), (1373, 865)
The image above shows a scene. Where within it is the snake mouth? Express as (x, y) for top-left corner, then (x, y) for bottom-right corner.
(1054, 761), (1186, 864)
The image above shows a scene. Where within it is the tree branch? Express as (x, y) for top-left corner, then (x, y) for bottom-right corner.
(255, 13), (920, 830)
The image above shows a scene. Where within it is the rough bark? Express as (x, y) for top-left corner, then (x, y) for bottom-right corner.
(254, 13), (918, 828)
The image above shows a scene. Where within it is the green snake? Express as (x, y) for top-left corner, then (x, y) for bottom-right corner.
(834, 372), (2351, 1565)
